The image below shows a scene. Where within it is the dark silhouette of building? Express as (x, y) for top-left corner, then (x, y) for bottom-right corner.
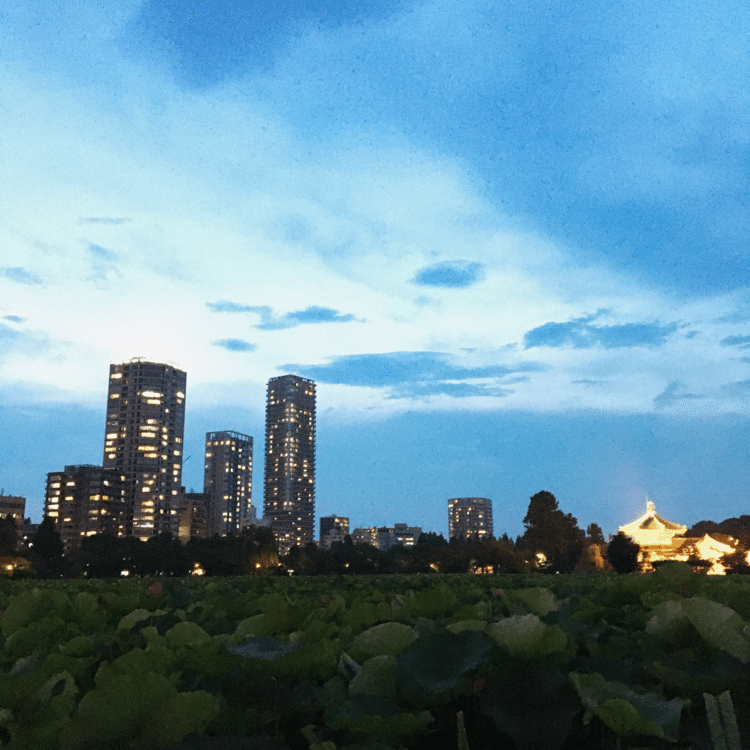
(320, 515), (349, 548)
(0, 494), (25, 524)
(449, 497), (493, 540)
(44, 465), (125, 550)
(263, 374), (316, 554)
(178, 491), (208, 542)
(102, 358), (186, 539)
(203, 430), (253, 536)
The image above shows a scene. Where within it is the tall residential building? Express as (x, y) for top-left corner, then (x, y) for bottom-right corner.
(44, 465), (125, 550)
(203, 430), (253, 536)
(102, 359), (186, 539)
(448, 497), (493, 541)
(263, 374), (316, 553)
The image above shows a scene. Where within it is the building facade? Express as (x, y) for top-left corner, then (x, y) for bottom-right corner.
(449, 497), (493, 540)
(319, 515), (349, 549)
(350, 527), (377, 546)
(178, 492), (208, 543)
(377, 524), (422, 550)
(203, 431), (253, 537)
(0, 495), (25, 524)
(618, 499), (739, 574)
(102, 359), (186, 539)
(44, 465), (125, 550)
(263, 374), (316, 553)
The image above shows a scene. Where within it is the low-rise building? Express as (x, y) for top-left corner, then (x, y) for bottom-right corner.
(178, 492), (208, 543)
(377, 524), (421, 551)
(44, 465), (126, 551)
(319, 515), (349, 549)
(350, 527), (377, 546)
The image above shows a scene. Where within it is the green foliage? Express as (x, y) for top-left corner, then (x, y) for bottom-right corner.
(489, 614), (567, 659)
(0, 574), (748, 748)
(520, 491), (586, 573)
(607, 531), (641, 573)
(704, 691), (741, 750)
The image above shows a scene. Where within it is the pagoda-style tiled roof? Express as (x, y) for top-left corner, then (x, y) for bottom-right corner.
(619, 500), (687, 538)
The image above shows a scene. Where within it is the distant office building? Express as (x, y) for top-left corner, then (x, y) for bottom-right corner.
(178, 492), (208, 543)
(203, 431), (253, 536)
(319, 515), (349, 549)
(0, 495), (25, 523)
(44, 465), (126, 550)
(102, 359), (186, 539)
(449, 497), (493, 540)
(377, 524), (422, 551)
(350, 527), (377, 546)
(263, 374), (316, 554)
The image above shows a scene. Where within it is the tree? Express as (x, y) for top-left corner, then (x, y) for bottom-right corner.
(520, 491), (585, 573)
(0, 515), (18, 556)
(722, 548), (750, 574)
(417, 531), (448, 547)
(606, 532), (640, 574)
(72, 533), (126, 577)
(586, 523), (605, 545)
(30, 517), (66, 577)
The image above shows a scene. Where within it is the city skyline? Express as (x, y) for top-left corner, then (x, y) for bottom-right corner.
(3, 0), (750, 540)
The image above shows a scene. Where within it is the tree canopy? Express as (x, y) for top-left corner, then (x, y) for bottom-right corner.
(520, 491), (585, 573)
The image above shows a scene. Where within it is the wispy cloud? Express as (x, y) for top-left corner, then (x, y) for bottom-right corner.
(387, 381), (514, 400)
(411, 261), (485, 289)
(78, 217), (132, 225)
(212, 338), (257, 352)
(283, 351), (534, 400)
(88, 243), (120, 281)
(720, 380), (750, 399)
(524, 314), (678, 349)
(0, 267), (43, 286)
(721, 334), (750, 349)
(207, 301), (360, 329)
(654, 382), (706, 410)
(0, 323), (53, 362)
(207, 301), (256, 314)
(3, 315), (25, 323)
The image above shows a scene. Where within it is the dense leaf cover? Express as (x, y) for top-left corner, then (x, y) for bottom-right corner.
(0, 564), (749, 749)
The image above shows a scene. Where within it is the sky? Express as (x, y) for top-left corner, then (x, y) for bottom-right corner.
(2, 0), (750, 540)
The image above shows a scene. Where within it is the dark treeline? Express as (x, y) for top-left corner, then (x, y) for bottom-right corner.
(6, 492), (750, 578)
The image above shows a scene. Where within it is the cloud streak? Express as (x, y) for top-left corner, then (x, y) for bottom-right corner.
(721, 334), (750, 349)
(212, 338), (257, 352)
(207, 302), (360, 329)
(0, 267), (43, 286)
(411, 261), (485, 289)
(79, 217), (132, 225)
(283, 351), (534, 399)
(524, 314), (678, 350)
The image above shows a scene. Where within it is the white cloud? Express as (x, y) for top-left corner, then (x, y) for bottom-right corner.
(2, 15), (749, 420)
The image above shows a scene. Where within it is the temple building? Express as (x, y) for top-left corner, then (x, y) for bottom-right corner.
(619, 500), (738, 574)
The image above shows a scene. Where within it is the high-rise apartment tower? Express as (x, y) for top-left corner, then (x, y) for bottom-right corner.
(203, 430), (253, 536)
(102, 359), (186, 539)
(263, 374), (316, 553)
(448, 497), (493, 541)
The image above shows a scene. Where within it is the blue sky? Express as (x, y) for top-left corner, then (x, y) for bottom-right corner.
(2, 0), (750, 539)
